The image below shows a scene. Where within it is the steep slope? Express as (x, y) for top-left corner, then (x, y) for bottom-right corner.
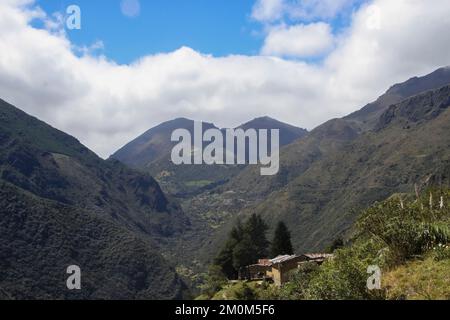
(186, 68), (450, 266)
(0, 182), (185, 300)
(235, 84), (450, 252)
(0, 99), (188, 299)
(345, 67), (450, 130)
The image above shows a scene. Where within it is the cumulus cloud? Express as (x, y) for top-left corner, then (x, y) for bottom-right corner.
(0, 0), (450, 158)
(261, 22), (334, 57)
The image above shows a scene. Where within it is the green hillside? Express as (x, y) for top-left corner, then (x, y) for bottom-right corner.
(0, 99), (188, 299)
(198, 189), (450, 300)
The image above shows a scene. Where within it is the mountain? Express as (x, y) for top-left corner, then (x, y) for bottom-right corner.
(112, 118), (217, 168)
(109, 67), (450, 283)
(237, 116), (308, 146)
(111, 117), (307, 196)
(171, 68), (450, 271)
(345, 67), (450, 130)
(0, 99), (189, 299)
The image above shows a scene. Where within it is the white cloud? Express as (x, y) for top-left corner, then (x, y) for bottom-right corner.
(288, 0), (360, 21)
(262, 22), (334, 57)
(251, 0), (284, 22)
(0, 0), (450, 159)
(252, 0), (359, 22)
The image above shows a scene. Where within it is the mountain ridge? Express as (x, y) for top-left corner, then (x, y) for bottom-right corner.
(111, 116), (308, 196)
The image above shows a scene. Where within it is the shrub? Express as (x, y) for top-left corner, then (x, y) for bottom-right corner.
(355, 190), (450, 264)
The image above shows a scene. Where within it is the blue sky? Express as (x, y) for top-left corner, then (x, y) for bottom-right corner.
(34, 0), (366, 64)
(35, 0), (263, 63)
(3, 0), (450, 157)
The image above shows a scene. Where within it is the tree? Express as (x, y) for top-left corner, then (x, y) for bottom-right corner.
(214, 241), (237, 279)
(214, 220), (244, 279)
(232, 235), (257, 273)
(244, 214), (270, 258)
(214, 215), (270, 279)
(270, 221), (293, 257)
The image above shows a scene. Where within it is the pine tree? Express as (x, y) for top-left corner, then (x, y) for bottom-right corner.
(214, 215), (270, 279)
(214, 220), (244, 279)
(232, 234), (257, 271)
(270, 221), (293, 257)
(244, 214), (270, 258)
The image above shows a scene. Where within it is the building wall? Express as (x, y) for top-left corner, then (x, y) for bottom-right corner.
(272, 256), (307, 286)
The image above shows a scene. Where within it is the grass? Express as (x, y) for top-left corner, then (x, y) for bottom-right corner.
(383, 256), (450, 300)
(198, 281), (278, 300)
(184, 180), (213, 188)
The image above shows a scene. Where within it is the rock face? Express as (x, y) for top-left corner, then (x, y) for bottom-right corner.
(0, 98), (189, 299)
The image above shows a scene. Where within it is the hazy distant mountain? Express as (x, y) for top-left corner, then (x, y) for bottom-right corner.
(0, 99), (188, 299)
(112, 118), (218, 169)
(111, 117), (307, 196)
(237, 116), (308, 146)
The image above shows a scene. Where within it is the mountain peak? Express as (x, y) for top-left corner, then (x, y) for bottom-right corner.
(386, 67), (450, 97)
(345, 67), (450, 129)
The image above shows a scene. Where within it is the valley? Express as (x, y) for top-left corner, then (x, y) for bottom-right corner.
(1, 67), (450, 298)
(111, 67), (450, 289)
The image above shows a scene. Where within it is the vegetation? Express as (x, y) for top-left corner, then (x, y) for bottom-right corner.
(270, 221), (294, 257)
(108, 69), (450, 295)
(199, 188), (450, 300)
(193, 77), (450, 265)
(383, 256), (450, 300)
(214, 214), (270, 280)
(0, 99), (189, 299)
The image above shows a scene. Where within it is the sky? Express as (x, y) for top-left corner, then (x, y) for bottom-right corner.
(33, 0), (263, 62)
(1, 0), (450, 158)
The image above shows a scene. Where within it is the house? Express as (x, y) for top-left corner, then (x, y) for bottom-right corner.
(269, 255), (306, 286)
(242, 253), (333, 286)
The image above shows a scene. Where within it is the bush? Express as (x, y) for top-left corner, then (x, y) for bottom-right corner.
(306, 243), (385, 300)
(355, 190), (450, 264)
(199, 265), (228, 298)
(279, 262), (319, 300)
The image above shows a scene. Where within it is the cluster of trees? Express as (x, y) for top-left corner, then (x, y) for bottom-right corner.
(213, 214), (293, 279)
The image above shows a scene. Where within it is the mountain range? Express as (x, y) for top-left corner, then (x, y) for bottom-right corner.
(111, 116), (307, 196)
(1, 67), (450, 298)
(110, 67), (450, 280)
